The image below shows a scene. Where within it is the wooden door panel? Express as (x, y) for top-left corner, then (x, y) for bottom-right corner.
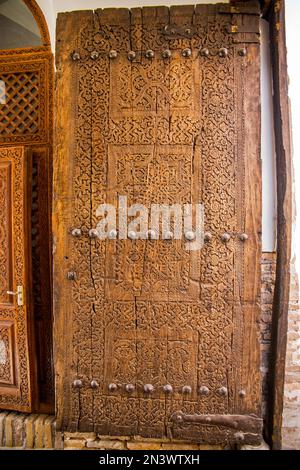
(0, 146), (33, 411)
(54, 4), (262, 445)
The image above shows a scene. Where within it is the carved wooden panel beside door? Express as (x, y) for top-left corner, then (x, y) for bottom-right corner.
(54, 3), (262, 445)
(0, 146), (33, 412)
(0, 45), (54, 412)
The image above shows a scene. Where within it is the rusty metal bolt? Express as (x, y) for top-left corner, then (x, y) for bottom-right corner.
(239, 389), (246, 398)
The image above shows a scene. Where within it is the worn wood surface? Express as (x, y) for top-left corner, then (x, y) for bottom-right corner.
(267, 0), (292, 450)
(54, 4), (262, 445)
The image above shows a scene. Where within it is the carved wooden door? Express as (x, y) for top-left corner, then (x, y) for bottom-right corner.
(54, 3), (262, 445)
(0, 146), (34, 412)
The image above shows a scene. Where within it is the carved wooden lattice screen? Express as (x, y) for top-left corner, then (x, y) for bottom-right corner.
(54, 3), (262, 445)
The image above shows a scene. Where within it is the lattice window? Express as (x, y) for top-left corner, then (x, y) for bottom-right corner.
(0, 72), (39, 136)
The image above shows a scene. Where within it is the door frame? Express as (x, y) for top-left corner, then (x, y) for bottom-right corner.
(0, 0), (54, 413)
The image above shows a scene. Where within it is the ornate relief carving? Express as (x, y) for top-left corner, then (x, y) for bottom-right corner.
(0, 161), (13, 305)
(56, 5), (261, 444)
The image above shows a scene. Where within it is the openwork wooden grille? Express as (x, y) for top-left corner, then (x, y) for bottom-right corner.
(0, 72), (39, 136)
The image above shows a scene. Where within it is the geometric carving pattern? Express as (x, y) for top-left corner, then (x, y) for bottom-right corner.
(0, 147), (31, 411)
(0, 55), (52, 145)
(105, 144), (201, 301)
(0, 72), (39, 135)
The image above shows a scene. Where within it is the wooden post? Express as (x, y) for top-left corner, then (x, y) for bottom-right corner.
(266, 0), (292, 450)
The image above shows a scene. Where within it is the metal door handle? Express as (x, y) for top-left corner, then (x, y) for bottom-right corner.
(6, 286), (24, 306)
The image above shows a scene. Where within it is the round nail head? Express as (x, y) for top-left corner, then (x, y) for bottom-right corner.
(71, 228), (82, 237)
(185, 230), (196, 241)
(108, 383), (118, 392)
(199, 386), (210, 396)
(182, 48), (192, 58)
(128, 51), (136, 61)
(108, 229), (118, 239)
(73, 379), (83, 388)
(144, 383), (154, 393)
(162, 49), (171, 59)
(91, 50), (99, 60)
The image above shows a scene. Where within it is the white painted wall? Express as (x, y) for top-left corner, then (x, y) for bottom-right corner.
(36, 0), (277, 252)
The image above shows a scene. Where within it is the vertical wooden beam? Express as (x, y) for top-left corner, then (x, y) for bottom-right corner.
(266, 0), (292, 450)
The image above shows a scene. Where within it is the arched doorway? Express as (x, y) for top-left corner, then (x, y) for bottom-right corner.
(0, 0), (54, 413)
